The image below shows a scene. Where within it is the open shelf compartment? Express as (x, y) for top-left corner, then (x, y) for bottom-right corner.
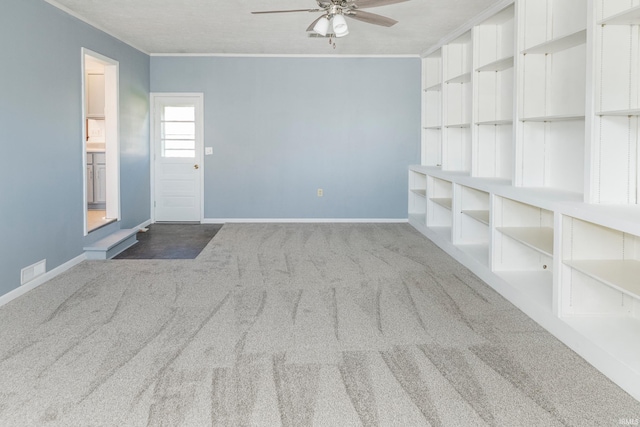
(559, 215), (640, 381)
(589, 14), (640, 204)
(561, 216), (640, 317)
(474, 3), (514, 71)
(597, 4), (640, 25)
(426, 176), (453, 240)
(422, 49), (443, 167)
(497, 227), (553, 257)
(493, 196), (554, 311)
(520, 0), (586, 53)
(409, 170), (427, 227)
(522, 30), (587, 55)
(516, 0), (587, 195)
(515, 120), (585, 194)
(443, 31), (472, 173)
(455, 184), (490, 266)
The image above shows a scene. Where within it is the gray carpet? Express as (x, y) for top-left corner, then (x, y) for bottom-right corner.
(0, 223), (638, 426)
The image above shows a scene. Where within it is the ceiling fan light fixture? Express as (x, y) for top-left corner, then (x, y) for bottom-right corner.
(332, 14), (349, 37)
(313, 16), (330, 36)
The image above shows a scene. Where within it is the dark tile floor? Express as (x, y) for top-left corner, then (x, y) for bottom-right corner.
(114, 223), (223, 260)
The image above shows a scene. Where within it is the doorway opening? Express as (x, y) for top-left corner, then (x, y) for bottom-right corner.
(82, 49), (120, 234)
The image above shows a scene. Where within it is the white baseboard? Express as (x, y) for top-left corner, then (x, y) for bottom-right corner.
(201, 218), (409, 224)
(0, 253), (86, 308)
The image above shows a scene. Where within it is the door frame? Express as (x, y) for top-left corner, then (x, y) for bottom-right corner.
(81, 48), (120, 235)
(150, 93), (205, 223)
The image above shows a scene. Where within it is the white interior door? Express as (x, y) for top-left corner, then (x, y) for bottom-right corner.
(153, 94), (203, 222)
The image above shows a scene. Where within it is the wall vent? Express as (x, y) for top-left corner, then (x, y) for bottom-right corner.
(21, 259), (46, 285)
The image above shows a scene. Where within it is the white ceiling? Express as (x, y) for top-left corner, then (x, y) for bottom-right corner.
(46, 0), (501, 56)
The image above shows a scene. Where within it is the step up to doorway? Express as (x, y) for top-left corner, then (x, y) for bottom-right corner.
(84, 228), (138, 260)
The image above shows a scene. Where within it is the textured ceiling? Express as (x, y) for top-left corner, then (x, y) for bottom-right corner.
(46, 0), (500, 55)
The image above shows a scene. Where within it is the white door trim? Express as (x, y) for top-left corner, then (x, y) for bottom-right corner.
(150, 92), (205, 223)
(81, 48), (120, 236)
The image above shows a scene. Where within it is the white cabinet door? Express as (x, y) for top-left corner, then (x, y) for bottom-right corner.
(86, 164), (94, 203)
(94, 164), (106, 203)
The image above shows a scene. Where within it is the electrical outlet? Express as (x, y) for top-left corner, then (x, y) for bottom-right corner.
(317, 188), (323, 197)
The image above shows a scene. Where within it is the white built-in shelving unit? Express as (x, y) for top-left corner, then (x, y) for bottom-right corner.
(426, 176), (453, 241)
(472, 4), (515, 179)
(493, 196), (554, 312)
(455, 185), (491, 265)
(422, 49), (443, 166)
(443, 32), (473, 172)
(516, 0), (587, 195)
(410, 0), (640, 401)
(409, 170), (427, 226)
(590, 1), (640, 204)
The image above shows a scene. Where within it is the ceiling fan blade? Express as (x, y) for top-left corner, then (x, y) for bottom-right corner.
(252, 9), (320, 14)
(352, 0), (410, 9)
(306, 16), (324, 32)
(346, 10), (398, 27)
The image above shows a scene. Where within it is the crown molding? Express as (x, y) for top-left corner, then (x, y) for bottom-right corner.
(44, 0), (150, 55)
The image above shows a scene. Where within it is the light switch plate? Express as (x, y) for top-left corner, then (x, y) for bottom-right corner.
(205, 147), (213, 155)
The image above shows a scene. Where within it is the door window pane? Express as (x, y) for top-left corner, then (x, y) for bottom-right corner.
(162, 122), (195, 139)
(164, 140), (195, 150)
(163, 106), (195, 122)
(161, 105), (196, 158)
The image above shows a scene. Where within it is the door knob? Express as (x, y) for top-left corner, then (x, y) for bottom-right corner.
(194, 164), (199, 169)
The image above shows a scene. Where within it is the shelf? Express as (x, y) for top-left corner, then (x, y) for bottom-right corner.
(520, 114), (585, 122)
(497, 185), (583, 210)
(598, 6), (640, 25)
(596, 109), (640, 117)
(445, 72), (471, 84)
(497, 227), (554, 257)
(423, 125), (442, 130)
(462, 209), (489, 225)
(495, 271), (553, 311)
(476, 56), (514, 72)
(522, 29), (587, 55)
(475, 119), (513, 126)
(559, 204), (640, 237)
(444, 123), (471, 128)
(564, 259), (640, 301)
(411, 189), (426, 198)
(430, 197), (452, 210)
(424, 83), (442, 92)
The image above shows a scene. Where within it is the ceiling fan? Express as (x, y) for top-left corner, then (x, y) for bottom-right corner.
(252, 0), (409, 38)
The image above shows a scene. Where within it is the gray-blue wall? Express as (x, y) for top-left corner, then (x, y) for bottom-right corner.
(0, 0), (150, 296)
(151, 56), (420, 219)
(0, 1), (419, 299)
